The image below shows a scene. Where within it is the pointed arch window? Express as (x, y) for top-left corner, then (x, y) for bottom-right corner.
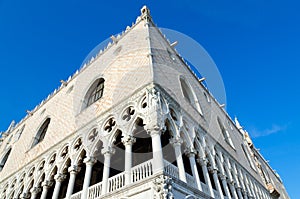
(0, 148), (12, 171)
(241, 143), (257, 171)
(217, 117), (235, 149)
(179, 77), (203, 115)
(14, 125), (25, 142)
(84, 78), (105, 108)
(31, 118), (51, 148)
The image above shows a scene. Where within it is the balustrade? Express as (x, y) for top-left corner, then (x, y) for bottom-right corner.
(87, 182), (102, 199)
(108, 172), (125, 192)
(69, 191), (81, 199)
(163, 160), (179, 179)
(68, 158), (227, 199)
(131, 159), (153, 183)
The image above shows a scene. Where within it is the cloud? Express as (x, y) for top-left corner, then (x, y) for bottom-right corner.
(249, 124), (287, 138)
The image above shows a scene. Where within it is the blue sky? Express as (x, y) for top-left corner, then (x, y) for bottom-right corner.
(0, 0), (299, 197)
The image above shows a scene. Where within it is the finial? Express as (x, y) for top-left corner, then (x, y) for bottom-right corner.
(141, 5), (150, 15)
(60, 80), (67, 86)
(234, 117), (242, 130)
(5, 120), (15, 134)
(26, 110), (33, 116)
(198, 77), (206, 82)
(170, 41), (178, 48)
(140, 5), (151, 21)
(110, 35), (118, 43)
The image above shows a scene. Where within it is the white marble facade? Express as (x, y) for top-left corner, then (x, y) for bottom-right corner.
(0, 6), (289, 199)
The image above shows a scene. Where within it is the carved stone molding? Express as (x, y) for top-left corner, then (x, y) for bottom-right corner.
(41, 180), (53, 188)
(197, 157), (208, 167)
(68, 165), (81, 174)
(152, 175), (174, 199)
(83, 156), (97, 166)
(169, 136), (183, 147)
(54, 173), (66, 182)
(184, 147), (197, 158)
(121, 135), (136, 146)
(30, 187), (41, 194)
(101, 147), (115, 156)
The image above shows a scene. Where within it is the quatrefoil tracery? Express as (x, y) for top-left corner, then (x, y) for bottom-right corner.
(122, 106), (135, 122)
(88, 129), (98, 142)
(104, 118), (116, 133)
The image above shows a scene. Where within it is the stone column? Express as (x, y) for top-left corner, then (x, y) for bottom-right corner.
(254, 184), (261, 199)
(210, 169), (224, 199)
(198, 158), (214, 198)
(236, 187), (244, 199)
(30, 187), (41, 199)
(40, 180), (53, 199)
(149, 129), (164, 173)
(232, 164), (243, 199)
(122, 135), (136, 185)
(248, 179), (257, 199)
(243, 190), (249, 199)
(237, 169), (248, 199)
(241, 186), (249, 199)
(101, 147), (115, 195)
(52, 173), (66, 199)
(185, 148), (202, 191)
(220, 174), (232, 199)
(81, 156), (96, 199)
(65, 165), (81, 199)
(229, 182), (239, 199)
(170, 137), (186, 182)
(243, 175), (252, 199)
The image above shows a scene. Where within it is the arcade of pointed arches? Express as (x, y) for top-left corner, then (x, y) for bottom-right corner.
(0, 87), (273, 199)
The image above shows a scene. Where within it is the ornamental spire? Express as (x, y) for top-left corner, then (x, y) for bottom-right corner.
(234, 117), (242, 130)
(235, 117), (253, 147)
(140, 5), (152, 21)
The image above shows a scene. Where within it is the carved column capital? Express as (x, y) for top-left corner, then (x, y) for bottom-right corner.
(197, 157), (208, 166)
(169, 136), (183, 147)
(83, 156), (96, 166)
(219, 174), (227, 181)
(42, 180), (53, 188)
(121, 135), (136, 146)
(101, 146), (115, 156)
(184, 147), (197, 158)
(68, 165), (81, 174)
(146, 125), (164, 136)
(228, 179), (236, 186)
(54, 173), (66, 182)
(242, 189), (248, 195)
(30, 187), (41, 194)
(209, 167), (218, 174)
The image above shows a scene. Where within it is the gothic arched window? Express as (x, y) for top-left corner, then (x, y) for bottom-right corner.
(179, 77), (203, 115)
(217, 117), (235, 149)
(31, 118), (51, 148)
(0, 148), (12, 171)
(241, 143), (257, 171)
(84, 78), (105, 108)
(14, 125), (25, 142)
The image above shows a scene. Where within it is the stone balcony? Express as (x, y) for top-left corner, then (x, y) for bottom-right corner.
(68, 159), (226, 199)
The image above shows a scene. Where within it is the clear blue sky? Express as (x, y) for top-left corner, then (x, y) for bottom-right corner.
(0, 0), (299, 197)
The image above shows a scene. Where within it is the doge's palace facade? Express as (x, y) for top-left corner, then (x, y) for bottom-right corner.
(0, 6), (289, 199)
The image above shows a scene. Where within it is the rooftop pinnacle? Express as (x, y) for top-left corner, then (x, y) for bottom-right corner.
(141, 5), (151, 20)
